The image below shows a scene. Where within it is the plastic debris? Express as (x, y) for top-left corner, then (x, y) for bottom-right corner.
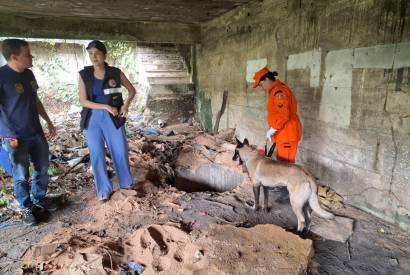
(128, 261), (145, 274)
(139, 127), (159, 136)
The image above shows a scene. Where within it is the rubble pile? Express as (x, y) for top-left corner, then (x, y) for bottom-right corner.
(0, 111), (204, 223)
(1, 107), (368, 275)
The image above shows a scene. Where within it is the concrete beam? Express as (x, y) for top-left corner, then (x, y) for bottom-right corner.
(0, 13), (201, 44)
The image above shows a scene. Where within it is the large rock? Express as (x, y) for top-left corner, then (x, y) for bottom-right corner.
(310, 214), (354, 243)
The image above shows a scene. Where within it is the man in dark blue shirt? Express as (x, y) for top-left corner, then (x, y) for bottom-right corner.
(0, 39), (57, 225)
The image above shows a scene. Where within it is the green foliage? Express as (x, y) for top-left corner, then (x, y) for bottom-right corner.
(48, 164), (60, 176)
(105, 41), (135, 72)
(0, 190), (8, 207)
(36, 40), (140, 108)
(0, 166), (6, 192)
(0, 167), (9, 207)
(37, 42), (79, 105)
(57, 84), (78, 104)
(105, 41), (143, 114)
(130, 97), (145, 114)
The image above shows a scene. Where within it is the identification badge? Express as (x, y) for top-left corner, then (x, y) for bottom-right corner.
(15, 83), (24, 94)
(30, 80), (39, 92)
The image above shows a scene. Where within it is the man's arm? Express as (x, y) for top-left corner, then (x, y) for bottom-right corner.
(36, 97), (56, 137)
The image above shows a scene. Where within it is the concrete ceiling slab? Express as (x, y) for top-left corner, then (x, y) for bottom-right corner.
(0, 0), (253, 24)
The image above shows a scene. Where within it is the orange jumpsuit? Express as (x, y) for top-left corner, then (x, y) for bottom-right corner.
(267, 80), (302, 163)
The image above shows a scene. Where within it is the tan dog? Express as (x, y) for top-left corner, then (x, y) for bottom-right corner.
(233, 138), (334, 231)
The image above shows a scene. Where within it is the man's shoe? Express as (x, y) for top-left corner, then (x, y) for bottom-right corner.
(36, 198), (58, 212)
(99, 196), (110, 205)
(21, 207), (37, 226)
(99, 194), (111, 205)
(32, 204), (50, 222)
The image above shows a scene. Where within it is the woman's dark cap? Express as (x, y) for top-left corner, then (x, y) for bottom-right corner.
(86, 40), (107, 55)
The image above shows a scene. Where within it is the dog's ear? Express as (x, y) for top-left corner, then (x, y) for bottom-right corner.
(243, 138), (249, 146)
(232, 150), (239, 161)
(235, 137), (242, 145)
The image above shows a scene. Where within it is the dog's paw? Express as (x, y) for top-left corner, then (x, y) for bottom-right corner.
(263, 206), (271, 212)
(252, 205), (261, 211)
(297, 222), (306, 232)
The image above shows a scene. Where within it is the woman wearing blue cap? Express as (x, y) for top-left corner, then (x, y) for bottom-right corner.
(78, 40), (136, 203)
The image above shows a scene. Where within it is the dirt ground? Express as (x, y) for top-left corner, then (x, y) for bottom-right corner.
(1, 181), (410, 274)
(1, 108), (410, 274)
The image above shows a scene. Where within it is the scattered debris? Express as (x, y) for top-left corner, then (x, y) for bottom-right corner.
(69, 253), (107, 275)
(128, 261), (145, 274)
(138, 127), (160, 136)
(318, 185), (344, 210)
(157, 119), (167, 128)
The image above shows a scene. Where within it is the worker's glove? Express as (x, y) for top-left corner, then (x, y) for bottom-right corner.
(266, 128), (277, 140)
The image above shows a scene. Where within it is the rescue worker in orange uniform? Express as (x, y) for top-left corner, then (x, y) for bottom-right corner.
(253, 67), (302, 163)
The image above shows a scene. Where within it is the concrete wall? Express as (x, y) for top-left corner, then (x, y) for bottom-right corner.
(196, 0), (410, 230)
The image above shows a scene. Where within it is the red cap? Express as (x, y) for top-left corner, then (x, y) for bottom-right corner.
(252, 67), (270, 88)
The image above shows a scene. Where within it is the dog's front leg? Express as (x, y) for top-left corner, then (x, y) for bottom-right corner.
(303, 204), (312, 230)
(263, 186), (271, 212)
(253, 182), (261, 211)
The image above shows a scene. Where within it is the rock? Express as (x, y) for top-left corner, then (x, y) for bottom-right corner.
(193, 249), (204, 262)
(24, 243), (60, 262)
(120, 189), (138, 197)
(68, 105), (82, 115)
(67, 157), (83, 168)
(310, 214), (354, 242)
(388, 258), (399, 266)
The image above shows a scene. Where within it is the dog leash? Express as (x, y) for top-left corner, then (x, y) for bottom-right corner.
(264, 140), (276, 158)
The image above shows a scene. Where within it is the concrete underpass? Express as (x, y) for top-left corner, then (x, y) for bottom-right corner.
(0, 0), (410, 274)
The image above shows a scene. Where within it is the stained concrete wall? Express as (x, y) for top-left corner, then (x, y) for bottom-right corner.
(196, 0), (410, 230)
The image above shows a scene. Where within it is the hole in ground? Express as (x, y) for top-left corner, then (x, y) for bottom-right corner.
(174, 164), (243, 192)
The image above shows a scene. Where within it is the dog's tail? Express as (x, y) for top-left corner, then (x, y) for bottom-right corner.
(308, 180), (334, 219)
